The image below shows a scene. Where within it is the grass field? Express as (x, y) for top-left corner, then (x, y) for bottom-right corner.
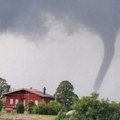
(0, 113), (56, 120)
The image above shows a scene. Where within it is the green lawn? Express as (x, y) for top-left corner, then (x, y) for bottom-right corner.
(0, 113), (56, 120)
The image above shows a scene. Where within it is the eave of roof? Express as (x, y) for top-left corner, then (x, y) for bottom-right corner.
(4, 88), (54, 99)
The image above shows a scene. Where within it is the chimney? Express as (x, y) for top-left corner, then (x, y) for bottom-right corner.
(43, 87), (46, 95)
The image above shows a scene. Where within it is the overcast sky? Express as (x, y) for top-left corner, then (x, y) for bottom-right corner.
(0, 0), (120, 100)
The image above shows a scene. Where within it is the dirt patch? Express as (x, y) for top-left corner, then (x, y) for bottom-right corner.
(0, 119), (25, 120)
(0, 118), (38, 120)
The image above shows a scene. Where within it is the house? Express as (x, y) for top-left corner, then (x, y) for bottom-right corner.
(4, 87), (54, 112)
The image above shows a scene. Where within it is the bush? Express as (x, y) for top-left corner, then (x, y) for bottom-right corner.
(38, 105), (48, 114)
(27, 101), (36, 114)
(56, 93), (120, 120)
(47, 101), (63, 115)
(34, 100), (62, 115)
(16, 103), (24, 113)
(56, 110), (68, 120)
(71, 93), (120, 120)
(33, 105), (39, 114)
(37, 100), (48, 114)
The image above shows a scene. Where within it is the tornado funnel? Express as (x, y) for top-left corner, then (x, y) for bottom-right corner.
(94, 38), (116, 91)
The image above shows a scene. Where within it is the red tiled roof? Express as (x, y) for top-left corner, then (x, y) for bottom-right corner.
(4, 88), (54, 99)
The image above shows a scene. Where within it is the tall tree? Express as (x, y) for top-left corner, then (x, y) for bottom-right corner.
(0, 77), (10, 98)
(55, 80), (77, 111)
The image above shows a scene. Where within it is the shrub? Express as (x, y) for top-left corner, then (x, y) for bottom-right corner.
(38, 105), (48, 114)
(47, 101), (63, 115)
(33, 105), (39, 114)
(37, 100), (48, 114)
(35, 100), (62, 115)
(27, 101), (36, 114)
(56, 93), (120, 120)
(56, 110), (69, 120)
(16, 102), (24, 113)
(32, 100), (62, 115)
(72, 93), (120, 120)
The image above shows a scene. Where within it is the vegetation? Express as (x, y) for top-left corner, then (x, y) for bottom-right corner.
(33, 100), (62, 115)
(16, 102), (24, 113)
(37, 100), (48, 114)
(0, 100), (4, 111)
(47, 101), (63, 115)
(55, 80), (78, 111)
(27, 100), (36, 113)
(56, 93), (120, 120)
(2, 79), (120, 120)
(0, 77), (10, 98)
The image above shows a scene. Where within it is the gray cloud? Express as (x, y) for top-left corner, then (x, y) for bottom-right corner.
(0, 1), (119, 36)
(0, 1), (119, 37)
(0, 0), (120, 91)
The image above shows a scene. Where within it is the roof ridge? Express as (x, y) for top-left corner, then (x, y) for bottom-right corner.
(4, 88), (54, 98)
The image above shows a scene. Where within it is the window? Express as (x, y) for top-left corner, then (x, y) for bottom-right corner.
(15, 99), (19, 104)
(10, 99), (13, 104)
(35, 100), (38, 105)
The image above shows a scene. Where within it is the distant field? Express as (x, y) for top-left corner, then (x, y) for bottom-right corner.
(0, 113), (56, 120)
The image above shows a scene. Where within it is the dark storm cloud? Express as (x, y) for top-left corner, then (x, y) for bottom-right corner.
(0, 0), (49, 38)
(0, 0), (120, 91)
(0, 0), (119, 37)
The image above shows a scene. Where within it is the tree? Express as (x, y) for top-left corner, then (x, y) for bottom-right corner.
(0, 100), (4, 111)
(0, 77), (10, 98)
(55, 80), (77, 111)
